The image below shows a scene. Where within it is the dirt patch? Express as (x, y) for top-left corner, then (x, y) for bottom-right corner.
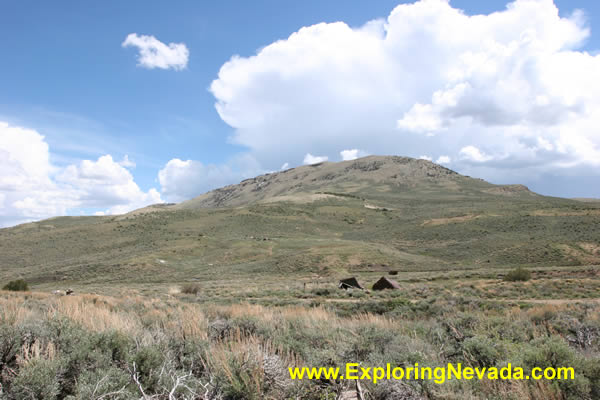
(557, 244), (600, 264)
(580, 242), (600, 255)
(322, 255), (343, 268)
(506, 298), (600, 305)
(531, 209), (600, 217)
(364, 203), (394, 211)
(347, 255), (363, 266)
(422, 214), (480, 226)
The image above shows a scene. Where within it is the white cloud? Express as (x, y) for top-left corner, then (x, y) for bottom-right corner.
(280, 162), (289, 170)
(118, 155), (136, 168)
(436, 155), (451, 165)
(158, 154), (263, 203)
(57, 155), (162, 214)
(0, 122), (68, 226)
(303, 153), (328, 165)
(209, 0), (600, 195)
(0, 121), (161, 226)
(0, 122), (53, 189)
(122, 33), (189, 70)
(419, 155), (433, 161)
(459, 146), (493, 162)
(397, 103), (444, 134)
(340, 149), (368, 161)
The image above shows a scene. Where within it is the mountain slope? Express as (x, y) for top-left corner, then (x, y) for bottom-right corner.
(1, 155), (599, 289)
(176, 155), (535, 209)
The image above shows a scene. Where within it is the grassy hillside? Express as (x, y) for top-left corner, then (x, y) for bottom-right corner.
(1, 156), (599, 291)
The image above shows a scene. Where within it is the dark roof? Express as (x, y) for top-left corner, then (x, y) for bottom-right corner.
(338, 277), (364, 290)
(372, 276), (400, 290)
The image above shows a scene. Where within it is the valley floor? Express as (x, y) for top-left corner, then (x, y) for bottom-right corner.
(1, 264), (599, 399)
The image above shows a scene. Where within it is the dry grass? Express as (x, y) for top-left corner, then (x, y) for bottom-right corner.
(51, 295), (143, 335)
(1, 289), (599, 400)
(206, 332), (299, 398)
(0, 294), (36, 325)
(17, 339), (57, 366)
(422, 214), (481, 226)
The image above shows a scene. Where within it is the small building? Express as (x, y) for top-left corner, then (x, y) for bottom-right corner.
(372, 276), (400, 290)
(338, 277), (364, 290)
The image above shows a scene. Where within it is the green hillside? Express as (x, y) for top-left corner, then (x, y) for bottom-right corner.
(1, 156), (599, 290)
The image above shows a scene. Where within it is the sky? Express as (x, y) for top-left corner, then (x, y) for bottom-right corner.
(1, 0), (600, 227)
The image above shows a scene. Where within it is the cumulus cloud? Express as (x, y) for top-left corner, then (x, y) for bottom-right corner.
(0, 121), (161, 226)
(158, 154), (263, 203)
(118, 155), (136, 168)
(436, 155), (451, 165)
(57, 155), (162, 214)
(122, 33), (189, 70)
(418, 155), (433, 161)
(209, 0), (600, 196)
(340, 149), (368, 161)
(459, 146), (493, 163)
(0, 122), (53, 189)
(303, 153), (328, 165)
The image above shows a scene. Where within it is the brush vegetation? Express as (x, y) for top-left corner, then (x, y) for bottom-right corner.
(2, 279), (29, 292)
(0, 290), (599, 399)
(504, 267), (532, 282)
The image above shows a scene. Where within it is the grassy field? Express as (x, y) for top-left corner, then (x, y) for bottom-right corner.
(1, 156), (599, 399)
(1, 281), (599, 399)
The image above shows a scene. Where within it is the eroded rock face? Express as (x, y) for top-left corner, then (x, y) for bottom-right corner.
(345, 160), (385, 172)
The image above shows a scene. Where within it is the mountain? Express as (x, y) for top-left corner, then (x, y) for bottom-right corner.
(1, 155), (599, 289)
(176, 155), (535, 209)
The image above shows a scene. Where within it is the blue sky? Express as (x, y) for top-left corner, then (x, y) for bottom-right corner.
(1, 0), (600, 226)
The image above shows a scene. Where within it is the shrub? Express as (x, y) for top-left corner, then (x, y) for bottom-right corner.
(462, 336), (504, 368)
(206, 338), (293, 400)
(528, 305), (557, 324)
(181, 283), (201, 295)
(503, 267), (531, 282)
(311, 288), (332, 296)
(0, 326), (21, 367)
(520, 336), (591, 399)
(371, 380), (422, 400)
(10, 359), (60, 400)
(133, 345), (165, 391)
(3, 279), (29, 291)
(344, 325), (397, 362)
(94, 330), (132, 364)
(66, 367), (132, 400)
(585, 358), (600, 399)
(349, 289), (367, 299)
